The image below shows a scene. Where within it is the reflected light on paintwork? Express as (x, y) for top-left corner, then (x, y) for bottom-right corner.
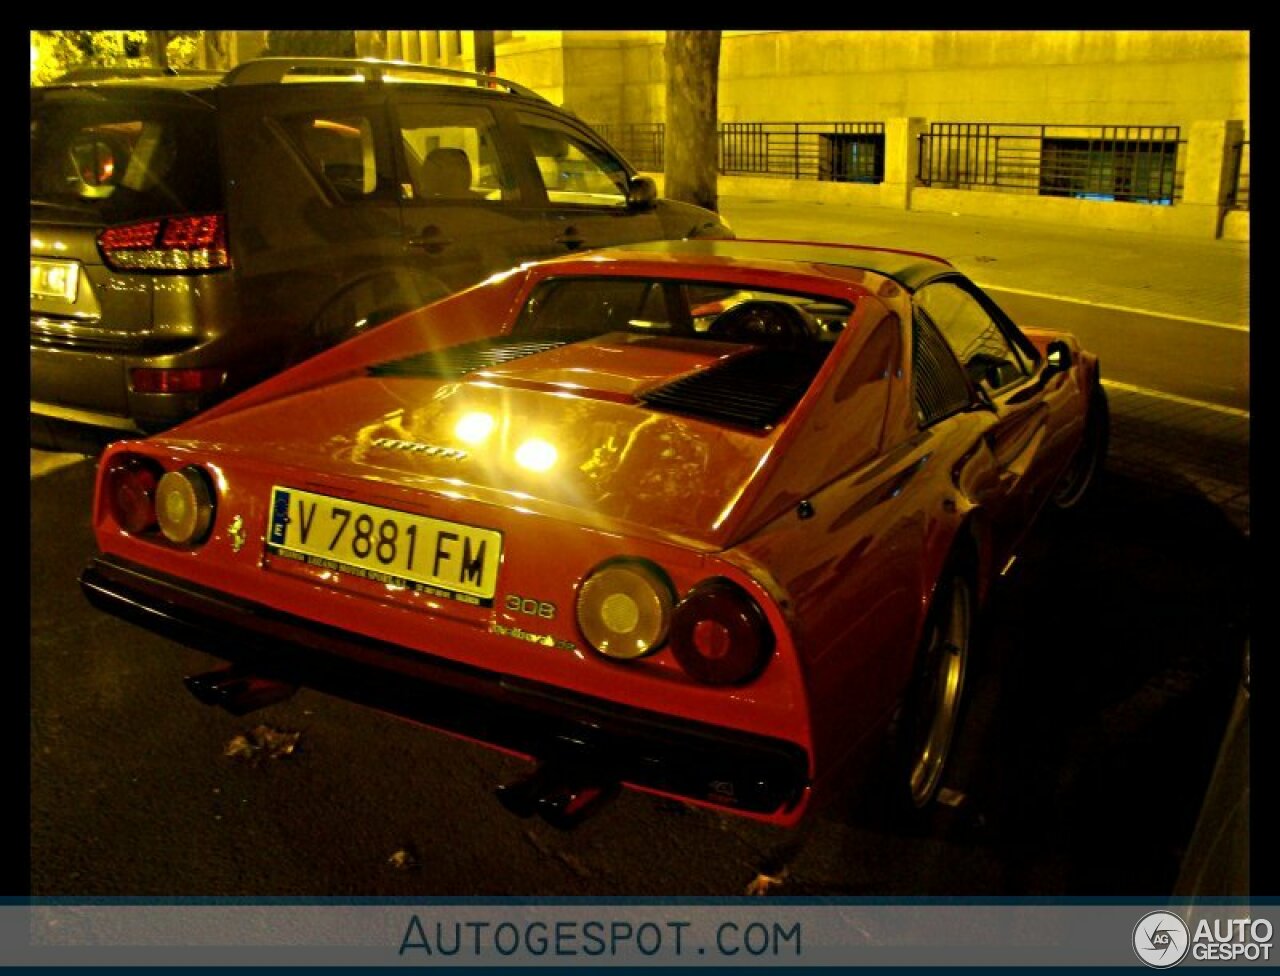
(481, 265), (527, 285)
(515, 438), (557, 473)
(31, 237), (68, 253)
(712, 446), (775, 531)
(205, 463), (230, 494)
(454, 411), (496, 445)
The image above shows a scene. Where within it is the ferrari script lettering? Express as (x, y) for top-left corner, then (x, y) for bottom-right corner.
(490, 621), (576, 653)
(371, 437), (467, 461)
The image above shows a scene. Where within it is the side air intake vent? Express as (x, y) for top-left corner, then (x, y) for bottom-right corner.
(368, 336), (575, 379)
(912, 311), (973, 425)
(640, 347), (830, 429)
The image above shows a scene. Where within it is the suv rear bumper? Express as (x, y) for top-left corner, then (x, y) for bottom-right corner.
(80, 553), (811, 821)
(31, 405), (140, 454)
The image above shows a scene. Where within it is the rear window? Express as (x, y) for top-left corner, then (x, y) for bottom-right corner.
(30, 91), (223, 223)
(514, 277), (853, 347)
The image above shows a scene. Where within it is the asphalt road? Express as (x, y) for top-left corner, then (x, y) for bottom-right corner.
(28, 463), (1248, 896)
(986, 289), (1249, 412)
(28, 398), (1249, 898)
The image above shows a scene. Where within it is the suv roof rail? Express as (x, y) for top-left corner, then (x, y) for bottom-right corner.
(56, 65), (225, 83)
(222, 57), (549, 101)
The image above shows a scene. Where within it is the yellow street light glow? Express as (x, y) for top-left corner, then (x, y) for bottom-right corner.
(454, 410), (496, 445)
(514, 438), (557, 472)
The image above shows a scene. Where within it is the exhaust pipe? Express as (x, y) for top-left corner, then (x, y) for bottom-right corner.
(183, 666), (298, 716)
(495, 761), (620, 830)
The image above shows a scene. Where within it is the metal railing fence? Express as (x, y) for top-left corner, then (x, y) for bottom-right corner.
(587, 119), (1250, 212)
(1228, 139), (1250, 210)
(589, 121), (885, 184)
(719, 122), (885, 182)
(917, 123), (1184, 204)
(591, 122), (666, 172)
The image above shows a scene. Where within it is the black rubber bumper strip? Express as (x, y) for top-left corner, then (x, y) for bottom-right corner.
(80, 554), (809, 815)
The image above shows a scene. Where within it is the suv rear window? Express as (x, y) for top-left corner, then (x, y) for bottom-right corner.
(31, 91), (223, 223)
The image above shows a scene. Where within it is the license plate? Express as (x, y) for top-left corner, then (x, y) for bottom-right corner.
(265, 486), (502, 606)
(31, 258), (80, 302)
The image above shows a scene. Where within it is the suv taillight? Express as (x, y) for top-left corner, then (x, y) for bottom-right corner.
(98, 214), (229, 272)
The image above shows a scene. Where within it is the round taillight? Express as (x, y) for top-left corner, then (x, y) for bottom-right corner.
(576, 559), (675, 660)
(104, 455), (163, 534)
(155, 466), (215, 545)
(670, 578), (775, 685)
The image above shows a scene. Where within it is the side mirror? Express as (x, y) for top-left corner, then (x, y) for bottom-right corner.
(1005, 338), (1073, 406)
(1044, 339), (1073, 377)
(626, 175), (658, 210)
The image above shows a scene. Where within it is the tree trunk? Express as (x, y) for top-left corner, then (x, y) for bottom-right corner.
(147, 30), (169, 70)
(355, 30), (388, 60)
(663, 30), (721, 212)
(201, 30), (229, 70)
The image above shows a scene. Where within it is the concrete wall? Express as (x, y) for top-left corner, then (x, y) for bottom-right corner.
(1222, 210), (1249, 242)
(495, 31), (650, 123)
(494, 30), (1248, 133)
(716, 30), (1247, 129)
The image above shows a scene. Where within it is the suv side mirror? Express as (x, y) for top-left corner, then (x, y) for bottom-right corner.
(627, 175), (658, 210)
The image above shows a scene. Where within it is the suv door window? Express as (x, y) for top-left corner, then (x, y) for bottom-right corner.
(390, 94), (549, 293)
(277, 111), (396, 203)
(395, 103), (515, 203)
(517, 112), (630, 208)
(915, 281), (1030, 394)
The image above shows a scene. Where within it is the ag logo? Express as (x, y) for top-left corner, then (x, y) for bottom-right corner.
(1133, 911), (1190, 968)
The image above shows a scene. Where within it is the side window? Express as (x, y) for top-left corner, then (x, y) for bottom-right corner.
(281, 113), (393, 203)
(517, 112), (629, 207)
(915, 281), (1029, 393)
(396, 103), (512, 203)
(912, 308), (974, 426)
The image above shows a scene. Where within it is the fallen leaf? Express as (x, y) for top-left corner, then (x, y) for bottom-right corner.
(224, 725), (302, 763)
(745, 870), (787, 896)
(388, 846), (420, 871)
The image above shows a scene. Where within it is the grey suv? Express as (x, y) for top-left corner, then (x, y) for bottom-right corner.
(31, 57), (732, 451)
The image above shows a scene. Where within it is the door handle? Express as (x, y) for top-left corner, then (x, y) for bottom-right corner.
(408, 226), (454, 253)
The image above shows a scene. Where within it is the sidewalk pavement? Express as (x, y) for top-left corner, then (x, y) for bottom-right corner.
(717, 197), (1250, 327)
(719, 196), (1250, 535)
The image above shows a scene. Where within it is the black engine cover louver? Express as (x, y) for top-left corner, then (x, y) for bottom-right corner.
(370, 334), (827, 430)
(368, 335), (577, 379)
(640, 347), (830, 429)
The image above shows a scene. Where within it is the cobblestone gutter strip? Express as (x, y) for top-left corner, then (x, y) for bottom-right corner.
(1104, 384), (1250, 536)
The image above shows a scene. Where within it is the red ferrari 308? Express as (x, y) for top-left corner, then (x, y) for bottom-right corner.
(80, 239), (1108, 828)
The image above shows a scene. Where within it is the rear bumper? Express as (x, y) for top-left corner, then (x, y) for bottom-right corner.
(31, 409), (137, 454)
(79, 554), (810, 820)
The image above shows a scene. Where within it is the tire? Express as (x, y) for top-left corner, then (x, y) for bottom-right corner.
(893, 570), (974, 812)
(1050, 380), (1109, 511)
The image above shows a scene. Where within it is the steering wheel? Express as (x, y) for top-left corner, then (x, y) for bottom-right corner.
(707, 300), (819, 350)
